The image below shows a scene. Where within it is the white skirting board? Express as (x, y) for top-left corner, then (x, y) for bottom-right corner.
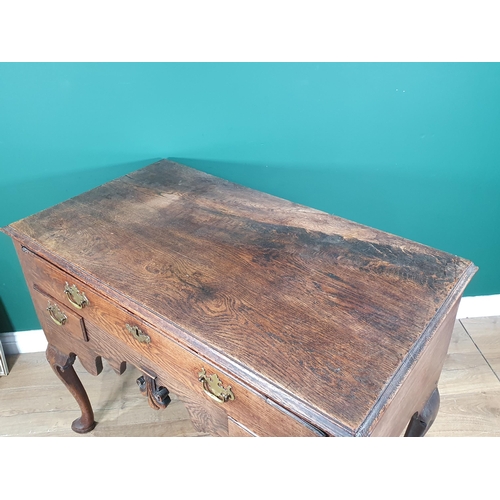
(1, 330), (48, 356)
(456, 294), (500, 320)
(1, 295), (499, 356)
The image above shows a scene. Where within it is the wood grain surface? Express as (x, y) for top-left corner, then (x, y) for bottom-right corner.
(2, 160), (477, 434)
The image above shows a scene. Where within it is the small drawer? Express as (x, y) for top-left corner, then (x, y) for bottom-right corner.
(17, 246), (150, 347)
(32, 285), (88, 342)
(18, 247), (95, 318)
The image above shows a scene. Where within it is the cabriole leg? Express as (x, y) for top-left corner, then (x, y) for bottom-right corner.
(46, 343), (96, 434)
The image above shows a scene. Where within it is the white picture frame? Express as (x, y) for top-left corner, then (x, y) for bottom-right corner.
(0, 341), (9, 376)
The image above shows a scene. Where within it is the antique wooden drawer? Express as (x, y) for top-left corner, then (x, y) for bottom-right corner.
(31, 284), (88, 344)
(18, 243), (324, 437)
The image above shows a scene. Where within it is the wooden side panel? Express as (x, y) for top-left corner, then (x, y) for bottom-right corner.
(367, 299), (460, 437)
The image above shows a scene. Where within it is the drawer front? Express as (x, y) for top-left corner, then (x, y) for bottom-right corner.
(20, 246), (325, 437)
(31, 284), (88, 343)
(140, 331), (325, 436)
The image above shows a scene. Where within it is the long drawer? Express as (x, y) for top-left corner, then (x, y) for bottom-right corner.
(19, 244), (327, 437)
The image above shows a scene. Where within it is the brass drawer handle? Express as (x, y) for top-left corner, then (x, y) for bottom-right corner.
(47, 302), (67, 326)
(198, 368), (235, 403)
(64, 282), (89, 309)
(126, 324), (151, 344)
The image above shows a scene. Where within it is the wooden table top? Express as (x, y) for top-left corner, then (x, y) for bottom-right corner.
(4, 160), (477, 434)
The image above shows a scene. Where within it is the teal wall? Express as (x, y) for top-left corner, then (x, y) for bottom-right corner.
(1, 63), (499, 333)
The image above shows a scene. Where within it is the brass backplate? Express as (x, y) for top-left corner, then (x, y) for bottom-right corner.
(198, 367), (235, 403)
(64, 282), (89, 309)
(47, 302), (67, 326)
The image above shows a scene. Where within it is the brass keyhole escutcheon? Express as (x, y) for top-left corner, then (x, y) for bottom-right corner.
(125, 324), (151, 344)
(64, 282), (89, 309)
(198, 368), (235, 403)
(47, 302), (67, 326)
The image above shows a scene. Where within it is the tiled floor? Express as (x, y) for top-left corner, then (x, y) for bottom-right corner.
(1, 316), (499, 437)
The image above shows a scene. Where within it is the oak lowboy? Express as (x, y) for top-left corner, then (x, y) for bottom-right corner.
(1, 160), (477, 436)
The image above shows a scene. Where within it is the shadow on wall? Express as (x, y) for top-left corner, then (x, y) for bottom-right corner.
(0, 158), (159, 333)
(0, 158), (160, 227)
(0, 297), (14, 334)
